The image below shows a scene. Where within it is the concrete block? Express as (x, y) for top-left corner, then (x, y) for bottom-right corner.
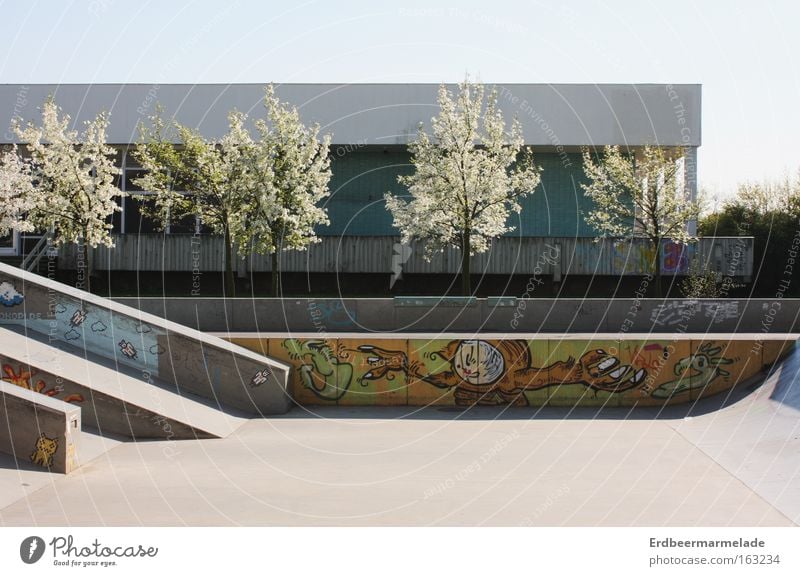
(0, 380), (81, 474)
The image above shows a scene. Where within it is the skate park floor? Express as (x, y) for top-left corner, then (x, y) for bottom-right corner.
(1, 348), (798, 527)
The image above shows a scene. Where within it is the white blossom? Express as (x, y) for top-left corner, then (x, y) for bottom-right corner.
(240, 84), (332, 294)
(384, 78), (541, 293)
(0, 145), (36, 236)
(581, 145), (699, 245)
(241, 84), (332, 254)
(134, 108), (259, 296)
(13, 97), (122, 248)
(134, 87), (332, 295)
(581, 144), (700, 296)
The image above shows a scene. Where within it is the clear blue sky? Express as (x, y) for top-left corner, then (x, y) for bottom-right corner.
(1, 0), (798, 203)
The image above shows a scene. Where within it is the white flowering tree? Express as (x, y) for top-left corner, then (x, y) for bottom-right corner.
(385, 80), (541, 295)
(581, 145), (700, 296)
(239, 84), (332, 296)
(13, 98), (122, 292)
(134, 109), (256, 298)
(0, 145), (36, 236)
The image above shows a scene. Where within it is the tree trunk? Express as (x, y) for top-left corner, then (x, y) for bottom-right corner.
(461, 231), (471, 296)
(271, 250), (281, 297)
(80, 237), (91, 294)
(223, 226), (235, 298)
(653, 238), (663, 299)
(75, 226), (92, 294)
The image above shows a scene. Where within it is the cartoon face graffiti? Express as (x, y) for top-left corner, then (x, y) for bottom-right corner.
(452, 340), (505, 385)
(361, 340), (646, 407)
(30, 434), (58, 468)
(674, 343), (733, 381)
(651, 343), (734, 398)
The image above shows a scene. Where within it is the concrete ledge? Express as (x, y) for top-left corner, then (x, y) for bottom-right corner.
(0, 380), (81, 474)
(0, 263), (291, 415)
(113, 297), (800, 334)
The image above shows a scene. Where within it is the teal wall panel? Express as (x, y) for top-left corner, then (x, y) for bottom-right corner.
(320, 148), (598, 237)
(321, 147), (413, 236)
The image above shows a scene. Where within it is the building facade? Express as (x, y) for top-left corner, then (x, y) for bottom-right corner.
(0, 83), (752, 295)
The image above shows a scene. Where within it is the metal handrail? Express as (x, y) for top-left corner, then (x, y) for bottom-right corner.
(20, 231), (54, 271)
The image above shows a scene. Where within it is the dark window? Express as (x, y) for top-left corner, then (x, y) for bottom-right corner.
(124, 169), (148, 193)
(123, 196), (161, 234)
(169, 213), (198, 234)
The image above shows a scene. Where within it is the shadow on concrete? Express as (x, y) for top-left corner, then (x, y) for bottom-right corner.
(0, 452), (46, 474)
(0, 425), (125, 473)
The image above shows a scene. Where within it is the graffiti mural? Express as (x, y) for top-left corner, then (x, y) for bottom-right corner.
(363, 340), (645, 407)
(30, 434), (58, 468)
(282, 339), (354, 401)
(307, 301), (357, 329)
(228, 337), (792, 407)
(650, 343), (733, 399)
(269, 338), (408, 405)
(650, 300), (739, 327)
(16, 294), (167, 378)
(118, 339), (138, 360)
(661, 241), (693, 274)
(612, 241), (656, 275)
(2, 363), (84, 403)
(608, 239), (694, 275)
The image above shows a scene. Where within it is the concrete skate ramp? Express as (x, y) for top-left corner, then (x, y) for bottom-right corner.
(673, 340), (800, 524)
(0, 263), (290, 415)
(0, 326), (244, 439)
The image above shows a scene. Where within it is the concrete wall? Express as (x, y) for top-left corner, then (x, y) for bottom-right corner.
(113, 297), (800, 334)
(227, 335), (794, 408)
(0, 263), (292, 415)
(0, 380), (80, 474)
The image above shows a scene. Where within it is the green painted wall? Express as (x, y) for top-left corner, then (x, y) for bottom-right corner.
(320, 148), (597, 237)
